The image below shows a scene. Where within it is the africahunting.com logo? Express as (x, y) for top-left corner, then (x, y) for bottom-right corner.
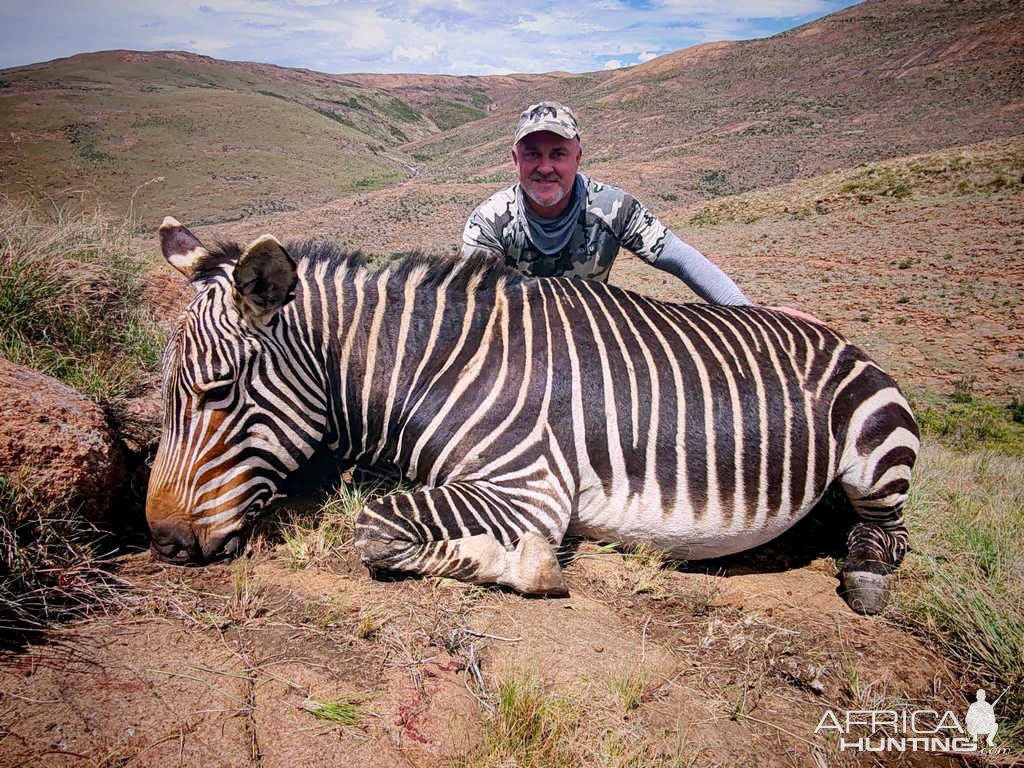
(815, 688), (1006, 754)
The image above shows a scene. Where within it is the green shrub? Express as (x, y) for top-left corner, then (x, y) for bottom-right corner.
(0, 199), (163, 402)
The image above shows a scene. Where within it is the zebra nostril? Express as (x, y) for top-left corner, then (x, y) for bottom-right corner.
(149, 520), (199, 564)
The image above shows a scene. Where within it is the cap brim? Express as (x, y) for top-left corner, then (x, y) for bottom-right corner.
(514, 124), (578, 144)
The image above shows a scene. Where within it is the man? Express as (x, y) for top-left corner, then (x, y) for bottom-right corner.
(461, 101), (750, 305)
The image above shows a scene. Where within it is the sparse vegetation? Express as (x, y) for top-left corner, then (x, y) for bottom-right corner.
(909, 389), (1024, 455)
(686, 137), (1024, 226)
(425, 98), (487, 131)
(0, 473), (124, 643)
(0, 198), (163, 402)
(278, 478), (397, 570)
(455, 671), (580, 768)
(893, 440), (1024, 748)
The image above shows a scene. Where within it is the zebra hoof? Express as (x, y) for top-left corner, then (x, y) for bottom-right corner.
(840, 570), (891, 615)
(509, 532), (568, 596)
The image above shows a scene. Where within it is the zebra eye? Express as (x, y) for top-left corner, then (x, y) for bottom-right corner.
(195, 380), (236, 407)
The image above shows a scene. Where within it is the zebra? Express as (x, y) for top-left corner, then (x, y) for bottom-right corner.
(147, 217), (920, 615)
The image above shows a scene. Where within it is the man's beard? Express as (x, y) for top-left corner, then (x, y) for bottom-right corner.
(523, 177), (568, 211)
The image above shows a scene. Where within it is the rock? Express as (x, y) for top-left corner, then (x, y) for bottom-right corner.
(141, 265), (191, 333)
(111, 372), (163, 455)
(0, 358), (126, 521)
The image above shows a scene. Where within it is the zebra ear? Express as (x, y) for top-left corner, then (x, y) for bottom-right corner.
(159, 216), (208, 279)
(233, 234), (298, 324)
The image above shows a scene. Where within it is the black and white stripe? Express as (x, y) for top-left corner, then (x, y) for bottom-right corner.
(148, 223), (919, 612)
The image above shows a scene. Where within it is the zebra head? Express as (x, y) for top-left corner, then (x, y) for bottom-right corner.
(147, 217), (322, 563)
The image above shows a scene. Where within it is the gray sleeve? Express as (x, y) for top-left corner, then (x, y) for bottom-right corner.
(461, 212), (501, 259)
(652, 232), (751, 305)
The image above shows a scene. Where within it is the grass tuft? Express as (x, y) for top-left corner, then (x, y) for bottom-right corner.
(300, 697), (363, 726)
(458, 671), (580, 768)
(0, 198), (163, 402)
(0, 474), (125, 644)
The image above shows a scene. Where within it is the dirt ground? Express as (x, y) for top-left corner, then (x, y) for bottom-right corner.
(2, 145), (1021, 767)
(0, 522), (973, 768)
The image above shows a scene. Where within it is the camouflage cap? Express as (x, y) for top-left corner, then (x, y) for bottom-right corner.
(514, 101), (580, 145)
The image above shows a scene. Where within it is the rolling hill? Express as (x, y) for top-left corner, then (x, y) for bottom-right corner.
(0, 0), (1020, 227)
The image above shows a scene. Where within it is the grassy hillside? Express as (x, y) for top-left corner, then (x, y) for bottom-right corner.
(0, 51), (442, 225)
(2, 0), (1021, 228)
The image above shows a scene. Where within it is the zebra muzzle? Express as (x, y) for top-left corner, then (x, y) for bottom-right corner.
(149, 519), (201, 564)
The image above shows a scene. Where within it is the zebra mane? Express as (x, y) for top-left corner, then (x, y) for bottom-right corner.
(197, 238), (525, 296)
(191, 241), (243, 283)
(384, 249), (525, 293)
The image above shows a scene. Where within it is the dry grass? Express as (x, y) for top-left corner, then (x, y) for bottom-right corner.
(0, 197), (163, 402)
(0, 473), (126, 643)
(893, 440), (1024, 748)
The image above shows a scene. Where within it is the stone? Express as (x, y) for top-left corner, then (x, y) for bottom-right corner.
(0, 357), (126, 521)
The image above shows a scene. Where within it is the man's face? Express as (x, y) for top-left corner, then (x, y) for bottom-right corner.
(512, 131), (582, 217)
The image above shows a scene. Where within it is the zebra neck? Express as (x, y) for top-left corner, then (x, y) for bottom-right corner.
(321, 257), (510, 471)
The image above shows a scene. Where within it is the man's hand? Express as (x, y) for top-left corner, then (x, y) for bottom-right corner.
(769, 305), (824, 324)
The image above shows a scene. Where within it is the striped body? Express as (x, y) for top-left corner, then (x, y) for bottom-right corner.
(148, 221), (918, 613)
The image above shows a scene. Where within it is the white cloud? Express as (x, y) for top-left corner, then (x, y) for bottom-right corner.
(0, 0), (862, 74)
(345, 10), (391, 51)
(393, 43), (441, 63)
(603, 59), (623, 70)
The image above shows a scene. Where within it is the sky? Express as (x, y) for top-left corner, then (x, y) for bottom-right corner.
(0, 1), (861, 76)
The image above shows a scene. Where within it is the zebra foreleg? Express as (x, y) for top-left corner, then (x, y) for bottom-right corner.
(352, 485), (568, 595)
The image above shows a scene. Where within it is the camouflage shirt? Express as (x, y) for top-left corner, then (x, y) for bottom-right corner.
(461, 174), (670, 282)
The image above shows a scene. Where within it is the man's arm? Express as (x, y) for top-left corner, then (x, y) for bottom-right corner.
(461, 193), (513, 259)
(612, 189), (749, 305)
(652, 233), (751, 306)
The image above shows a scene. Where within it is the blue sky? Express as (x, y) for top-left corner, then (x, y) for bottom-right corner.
(0, 1), (860, 75)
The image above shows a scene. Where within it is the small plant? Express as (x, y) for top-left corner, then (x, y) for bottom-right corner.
(230, 557), (266, 620)
(353, 604), (389, 639)
(277, 478), (390, 569)
(303, 593), (350, 629)
(607, 667), (646, 711)
(620, 543), (675, 597)
(300, 697), (362, 725)
(951, 375), (976, 404)
(459, 671), (579, 768)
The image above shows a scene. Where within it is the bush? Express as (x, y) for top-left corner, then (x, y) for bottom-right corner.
(0, 199), (164, 402)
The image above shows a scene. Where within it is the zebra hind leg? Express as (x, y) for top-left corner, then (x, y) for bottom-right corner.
(840, 519), (909, 615)
(352, 483), (568, 595)
(836, 388), (919, 615)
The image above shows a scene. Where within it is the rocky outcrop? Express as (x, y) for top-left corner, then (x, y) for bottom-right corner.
(0, 358), (126, 521)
